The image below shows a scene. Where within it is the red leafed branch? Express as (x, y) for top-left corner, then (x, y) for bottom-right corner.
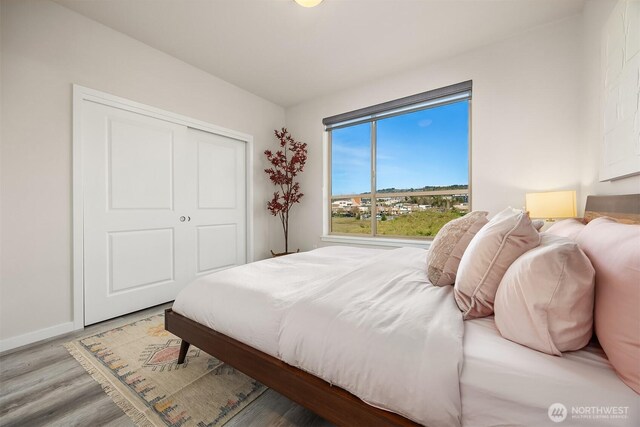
(264, 128), (307, 253)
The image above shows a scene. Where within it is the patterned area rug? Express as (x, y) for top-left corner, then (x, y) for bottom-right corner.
(65, 313), (266, 427)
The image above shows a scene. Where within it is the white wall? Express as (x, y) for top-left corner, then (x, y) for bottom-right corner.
(0, 0), (285, 345)
(285, 15), (584, 251)
(580, 0), (640, 199)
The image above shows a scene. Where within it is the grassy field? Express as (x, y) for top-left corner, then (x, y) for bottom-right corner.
(331, 210), (465, 237)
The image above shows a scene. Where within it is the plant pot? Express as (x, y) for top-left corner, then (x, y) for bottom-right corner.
(270, 249), (300, 257)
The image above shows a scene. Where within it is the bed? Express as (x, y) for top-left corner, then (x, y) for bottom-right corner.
(165, 195), (640, 426)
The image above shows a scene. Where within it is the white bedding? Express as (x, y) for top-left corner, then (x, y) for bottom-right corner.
(173, 246), (385, 357)
(279, 247), (464, 426)
(174, 246), (639, 427)
(462, 317), (639, 426)
(174, 246), (465, 426)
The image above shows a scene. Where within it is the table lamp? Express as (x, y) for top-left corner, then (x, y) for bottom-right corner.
(525, 190), (577, 221)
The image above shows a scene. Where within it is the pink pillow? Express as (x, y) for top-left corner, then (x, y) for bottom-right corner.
(546, 218), (585, 240)
(427, 211), (489, 286)
(577, 217), (640, 394)
(454, 208), (540, 319)
(495, 233), (595, 355)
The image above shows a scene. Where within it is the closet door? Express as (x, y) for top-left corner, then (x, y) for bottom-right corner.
(184, 128), (246, 278)
(82, 101), (192, 325)
(81, 101), (248, 325)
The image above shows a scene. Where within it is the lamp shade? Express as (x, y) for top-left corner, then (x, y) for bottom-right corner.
(294, 0), (323, 7)
(526, 190), (577, 219)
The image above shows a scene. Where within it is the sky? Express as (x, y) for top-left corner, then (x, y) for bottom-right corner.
(331, 100), (469, 196)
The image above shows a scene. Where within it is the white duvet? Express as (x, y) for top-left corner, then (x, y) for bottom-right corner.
(279, 247), (464, 426)
(173, 246), (464, 426)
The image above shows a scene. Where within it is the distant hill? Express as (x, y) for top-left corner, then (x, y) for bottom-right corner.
(365, 184), (468, 195)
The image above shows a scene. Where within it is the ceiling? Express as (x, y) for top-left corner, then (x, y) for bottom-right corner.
(54, 0), (585, 107)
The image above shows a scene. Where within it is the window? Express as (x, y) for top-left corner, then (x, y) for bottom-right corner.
(325, 81), (471, 240)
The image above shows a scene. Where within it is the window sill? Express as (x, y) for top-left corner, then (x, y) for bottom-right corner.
(321, 234), (432, 249)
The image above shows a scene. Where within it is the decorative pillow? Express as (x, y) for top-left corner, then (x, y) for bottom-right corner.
(454, 208), (540, 319)
(494, 233), (595, 355)
(546, 218), (586, 240)
(427, 211), (489, 286)
(532, 219), (545, 231)
(577, 217), (640, 394)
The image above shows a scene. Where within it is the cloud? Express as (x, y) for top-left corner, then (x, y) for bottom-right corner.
(332, 143), (369, 159)
(418, 119), (433, 128)
(332, 143), (370, 169)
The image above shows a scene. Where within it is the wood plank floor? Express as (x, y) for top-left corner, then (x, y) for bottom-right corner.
(0, 304), (333, 427)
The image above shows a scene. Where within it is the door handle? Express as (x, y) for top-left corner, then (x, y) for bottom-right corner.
(180, 216), (186, 222)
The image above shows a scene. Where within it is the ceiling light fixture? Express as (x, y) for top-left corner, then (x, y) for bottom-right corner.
(294, 0), (323, 7)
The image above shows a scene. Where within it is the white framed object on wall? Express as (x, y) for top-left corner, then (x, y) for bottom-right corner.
(600, 0), (640, 181)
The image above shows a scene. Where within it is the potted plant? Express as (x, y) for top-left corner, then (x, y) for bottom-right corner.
(264, 128), (308, 256)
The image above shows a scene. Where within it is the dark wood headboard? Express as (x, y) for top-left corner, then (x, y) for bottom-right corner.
(584, 194), (640, 224)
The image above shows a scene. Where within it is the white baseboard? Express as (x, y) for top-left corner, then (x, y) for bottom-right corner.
(0, 321), (77, 353)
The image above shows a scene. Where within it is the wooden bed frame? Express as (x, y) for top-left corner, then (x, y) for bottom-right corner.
(165, 194), (640, 427)
(583, 193), (640, 224)
(165, 309), (420, 426)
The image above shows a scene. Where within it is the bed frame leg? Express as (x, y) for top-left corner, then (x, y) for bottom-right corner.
(177, 340), (190, 364)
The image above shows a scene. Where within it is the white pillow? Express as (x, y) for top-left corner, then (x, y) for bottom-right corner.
(532, 219), (544, 231)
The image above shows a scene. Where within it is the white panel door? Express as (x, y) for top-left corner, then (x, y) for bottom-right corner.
(185, 128), (246, 277)
(82, 101), (246, 325)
